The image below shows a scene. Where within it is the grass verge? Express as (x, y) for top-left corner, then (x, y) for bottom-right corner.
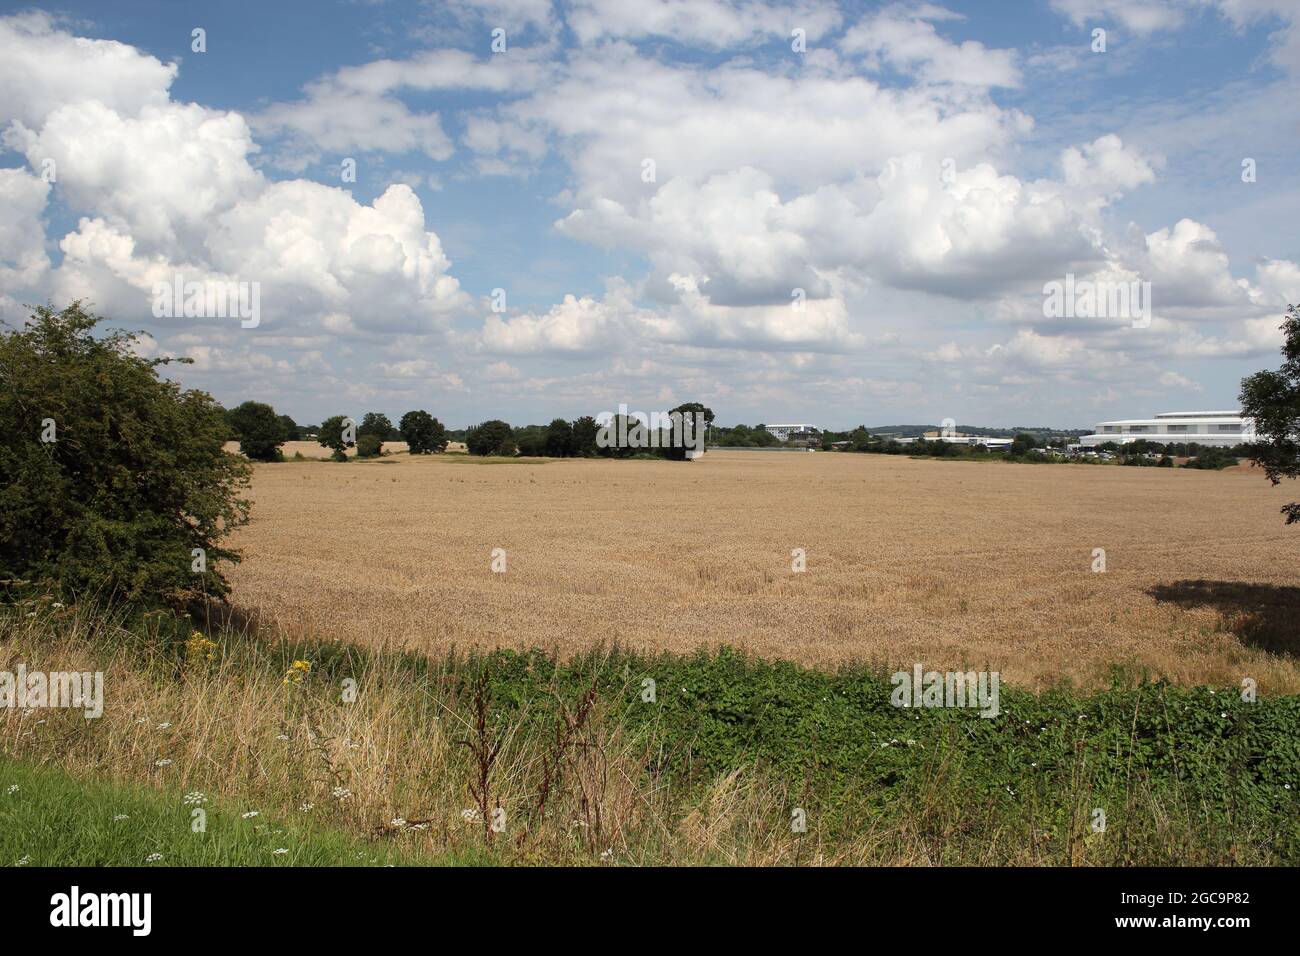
(1, 601), (1297, 865)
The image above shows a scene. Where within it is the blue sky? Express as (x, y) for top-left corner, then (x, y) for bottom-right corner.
(1, 0), (1297, 429)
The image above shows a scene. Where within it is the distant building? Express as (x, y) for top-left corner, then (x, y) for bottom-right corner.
(763, 423), (816, 441)
(1079, 411), (1253, 448)
(894, 435), (1014, 449)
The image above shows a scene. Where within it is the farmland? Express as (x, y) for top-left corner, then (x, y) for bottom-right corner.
(226, 450), (1300, 693)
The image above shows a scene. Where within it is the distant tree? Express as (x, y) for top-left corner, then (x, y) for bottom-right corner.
(358, 412), (392, 441)
(466, 419), (514, 456)
(277, 414), (301, 441)
(0, 302), (250, 604)
(228, 401), (288, 462)
(399, 410), (448, 454)
(318, 415), (355, 460)
(671, 401), (715, 426)
(572, 416), (599, 456)
(1241, 305), (1300, 523)
(545, 418), (575, 457)
(1010, 432), (1037, 456)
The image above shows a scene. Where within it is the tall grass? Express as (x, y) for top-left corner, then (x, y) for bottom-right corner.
(1, 602), (1296, 865)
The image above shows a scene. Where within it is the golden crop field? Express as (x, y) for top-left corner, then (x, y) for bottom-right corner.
(226, 450), (1300, 692)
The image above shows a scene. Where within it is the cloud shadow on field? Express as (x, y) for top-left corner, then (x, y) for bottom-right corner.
(1147, 580), (1300, 659)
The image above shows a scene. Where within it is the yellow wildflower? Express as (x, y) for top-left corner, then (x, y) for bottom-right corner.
(185, 631), (219, 663)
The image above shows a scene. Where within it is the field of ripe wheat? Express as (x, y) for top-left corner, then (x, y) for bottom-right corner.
(225, 450), (1300, 691)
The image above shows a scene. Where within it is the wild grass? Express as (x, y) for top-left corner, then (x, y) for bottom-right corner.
(2, 603), (1296, 866)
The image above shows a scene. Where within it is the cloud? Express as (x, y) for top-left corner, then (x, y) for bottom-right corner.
(0, 167), (50, 290)
(0, 15), (469, 341)
(568, 0), (842, 48)
(841, 4), (1022, 87)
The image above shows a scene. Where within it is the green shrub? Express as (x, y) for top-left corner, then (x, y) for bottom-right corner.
(0, 302), (250, 604)
(356, 433), (383, 458)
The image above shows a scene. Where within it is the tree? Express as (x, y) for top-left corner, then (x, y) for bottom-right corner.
(1010, 432), (1037, 457)
(278, 414), (301, 441)
(228, 401), (288, 461)
(572, 416), (599, 456)
(0, 302), (250, 604)
(466, 419), (514, 456)
(545, 418), (575, 457)
(1241, 305), (1300, 523)
(358, 412), (392, 440)
(318, 415), (355, 460)
(399, 410), (448, 454)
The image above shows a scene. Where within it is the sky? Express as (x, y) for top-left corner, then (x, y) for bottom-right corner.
(0, 0), (1298, 430)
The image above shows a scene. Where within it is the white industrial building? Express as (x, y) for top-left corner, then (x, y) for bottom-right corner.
(763, 423), (817, 441)
(1078, 411), (1254, 448)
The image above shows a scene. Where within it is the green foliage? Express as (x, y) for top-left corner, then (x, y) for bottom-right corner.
(355, 433), (383, 458)
(228, 400), (287, 461)
(1010, 432), (1037, 456)
(466, 419), (514, 456)
(277, 414), (301, 441)
(0, 302), (250, 604)
(358, 412), (393, 441)
(1183, 448), (1238, 470)
(317, 415), (354, 454)
(572, 416), (598, 456)
(398, 409), (447, 454)
(1241, 304), (1300, 522)
(544, 418), (574, 457)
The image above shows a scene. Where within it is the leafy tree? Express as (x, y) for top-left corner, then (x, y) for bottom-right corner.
(0, 302), (250, 604)
(399, 410), (448, 454)
(277, 414), (301, 441)
(545, 418), (575, 457)
(318, 415), (355, 459)
(228, 401), (288, 462)
(670, 401), (714, 426)
(572, 416), (599, 456)
(1241, 305), (1300, 523)
(466, 419), (514, 456)
(515, 432), (547, 457)
(358, 412), (392, 440)
(1010, 432), (1037, 456)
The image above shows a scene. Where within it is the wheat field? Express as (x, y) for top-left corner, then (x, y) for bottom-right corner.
(224, 450), (1300, 692)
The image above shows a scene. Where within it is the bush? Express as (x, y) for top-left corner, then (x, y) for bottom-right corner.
(355, 434), (383, 458)
(0, 302), (250, 604)
(466, 419), (514, 456)
(228, 400), (287, 461)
